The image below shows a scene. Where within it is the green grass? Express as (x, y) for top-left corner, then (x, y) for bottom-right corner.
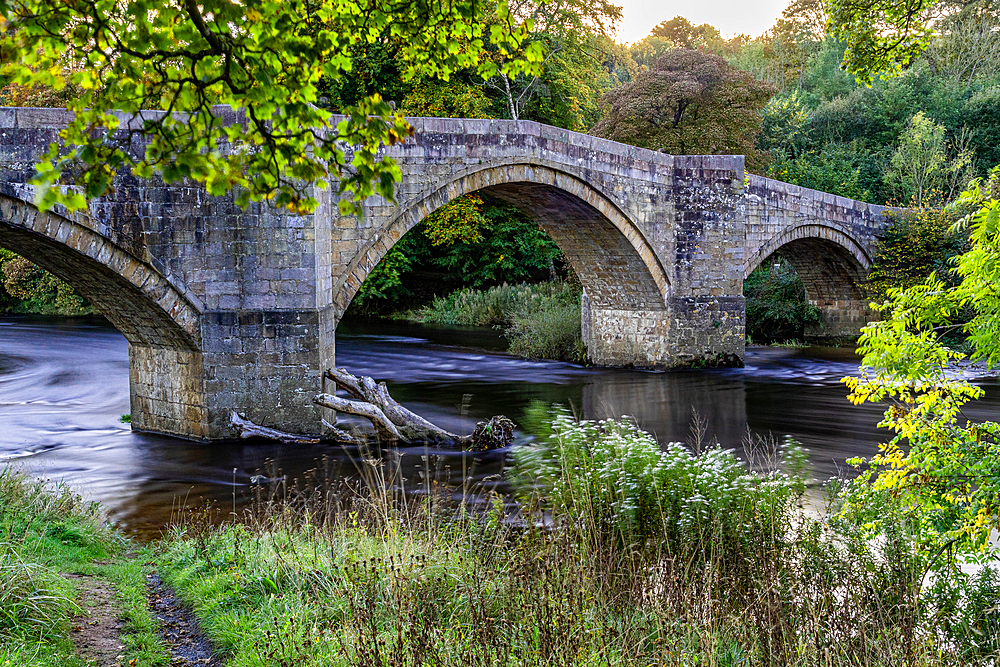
(153, 414), (1000, 667)
(402, 281), (587, 362)
(0, 469), (169, 667)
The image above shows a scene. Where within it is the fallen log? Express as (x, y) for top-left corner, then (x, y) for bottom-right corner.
(229, 368), (515, 451)
(230, 412), (322, 444)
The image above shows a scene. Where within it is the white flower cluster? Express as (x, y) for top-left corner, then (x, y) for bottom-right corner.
(513, 413), (807, 547)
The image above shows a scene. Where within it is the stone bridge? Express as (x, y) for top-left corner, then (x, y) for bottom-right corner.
(0, 108), (890, 440)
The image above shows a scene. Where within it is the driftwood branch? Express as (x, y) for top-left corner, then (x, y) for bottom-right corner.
(230, 412), (322, 444)
(231, 368), (515, 451)
(319, 367), (460, 444)
(313, 393), (403, 442)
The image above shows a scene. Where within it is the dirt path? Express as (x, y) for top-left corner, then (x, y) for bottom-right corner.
(62, 569), (223, 667)
(64, 573), (127, 667)
(147, 573), (224, 667)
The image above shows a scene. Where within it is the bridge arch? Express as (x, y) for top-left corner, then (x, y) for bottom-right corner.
(334, 162), (671, 320)
(0, 195), (201, 347)
(745, 223), (873, 340)
(0, 194), (208, 438)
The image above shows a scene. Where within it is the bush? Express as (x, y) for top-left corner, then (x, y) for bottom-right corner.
(866, 206), (968, 304)
(744, 258), (821, 342)
(414, 281), (579, 326)
(767, 142), (872, 202)
(511, 410), (806, 551)
(350, 194), (565, 314)
(506, 302), (586, 363)
(409, 281), (585, 362)
(0, 248), (93, 315)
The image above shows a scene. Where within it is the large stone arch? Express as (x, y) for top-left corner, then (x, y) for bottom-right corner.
(745, 223), (873, 341)
(336, 162), (671, 313)
(333, 162), (674, 365)
(0, 195), (209, 438)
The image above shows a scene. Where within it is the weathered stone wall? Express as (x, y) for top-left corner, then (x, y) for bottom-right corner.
(330, 119), (746, 368)
(0, 107), (891, 440)
(744, 175), (889, 341)
(0, 107), (324, 440)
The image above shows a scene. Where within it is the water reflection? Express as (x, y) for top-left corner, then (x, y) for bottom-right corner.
(2, 315), (997, 540)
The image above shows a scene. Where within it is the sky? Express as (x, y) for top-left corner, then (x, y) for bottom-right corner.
(614, 0), (787, 44)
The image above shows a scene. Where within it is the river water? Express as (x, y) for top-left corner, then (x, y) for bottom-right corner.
(2, 315), (998, 539)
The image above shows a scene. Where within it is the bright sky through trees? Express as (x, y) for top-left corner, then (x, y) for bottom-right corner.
(615, 0), (786, 43)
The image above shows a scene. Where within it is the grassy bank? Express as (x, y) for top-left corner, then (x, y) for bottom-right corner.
(0, 469), (167, 667)
(153, 413), (1000, 667)
(402, 281), (586, 363)
(5, 414), (999, 666)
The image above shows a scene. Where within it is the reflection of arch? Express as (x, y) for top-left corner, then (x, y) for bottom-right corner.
(0, 195), (201, 349)
(745, 223), (870, 307)
(333, 162), (671, 316)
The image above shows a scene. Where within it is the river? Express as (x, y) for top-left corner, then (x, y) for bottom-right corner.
(2, 315), (998, 539)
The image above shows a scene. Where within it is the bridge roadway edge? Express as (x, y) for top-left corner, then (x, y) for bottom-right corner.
(0, 107), (890, 441)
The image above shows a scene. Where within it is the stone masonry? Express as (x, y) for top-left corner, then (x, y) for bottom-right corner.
(745, 174), (890, 340)
(0, 107), (890, 440)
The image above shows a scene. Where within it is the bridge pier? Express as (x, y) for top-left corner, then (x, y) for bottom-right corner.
(804, 300), (873, 343)
(581, 296), (671, 366)
(127, 311), (326, 441)
(128, 346), (208, 439)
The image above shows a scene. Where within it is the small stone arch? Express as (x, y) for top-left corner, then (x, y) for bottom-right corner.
(332, 162), (671, 318)
(0, 194), (201, 350)
(744, 222), (872, 280)
(745, 223), (873, 340)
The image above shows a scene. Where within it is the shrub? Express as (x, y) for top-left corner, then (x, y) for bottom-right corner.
(506, 303), (586, 363)
(511, 410), (807, 552)
(744, 257), (821, 342)
(413, 281), (579, 327)
(0, 248), (93, 315)
(866, 206), (968, 304)
(411, 281), (586, 362)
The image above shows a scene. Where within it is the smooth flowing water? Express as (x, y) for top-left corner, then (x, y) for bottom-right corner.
(3, 315), (998, 539)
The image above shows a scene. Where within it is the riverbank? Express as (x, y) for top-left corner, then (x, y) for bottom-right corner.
(0, 469), (166, 667)
(390, 281), (586, 363)
(5, 411), (1000, 666)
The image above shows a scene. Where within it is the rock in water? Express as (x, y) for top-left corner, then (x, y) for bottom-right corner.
(469, 416), (515, 451)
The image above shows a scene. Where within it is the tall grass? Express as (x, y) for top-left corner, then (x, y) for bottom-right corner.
(157, 414), (1000, 667)
(0, 470), (103, 666)
(407, 281), (586, 362)
(0, 469), (167, 667)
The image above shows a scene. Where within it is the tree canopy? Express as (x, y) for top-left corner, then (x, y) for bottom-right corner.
(0, 0), (542, 214)
(826, 0), (1000, 84)
(591, 49), (774, 172)
(843, 169), (1000, 553)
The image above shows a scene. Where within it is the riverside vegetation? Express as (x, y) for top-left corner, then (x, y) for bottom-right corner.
(406, 282), (587, 363)
(5, 408), (1000, 666)
(0, 469), (167, 667)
